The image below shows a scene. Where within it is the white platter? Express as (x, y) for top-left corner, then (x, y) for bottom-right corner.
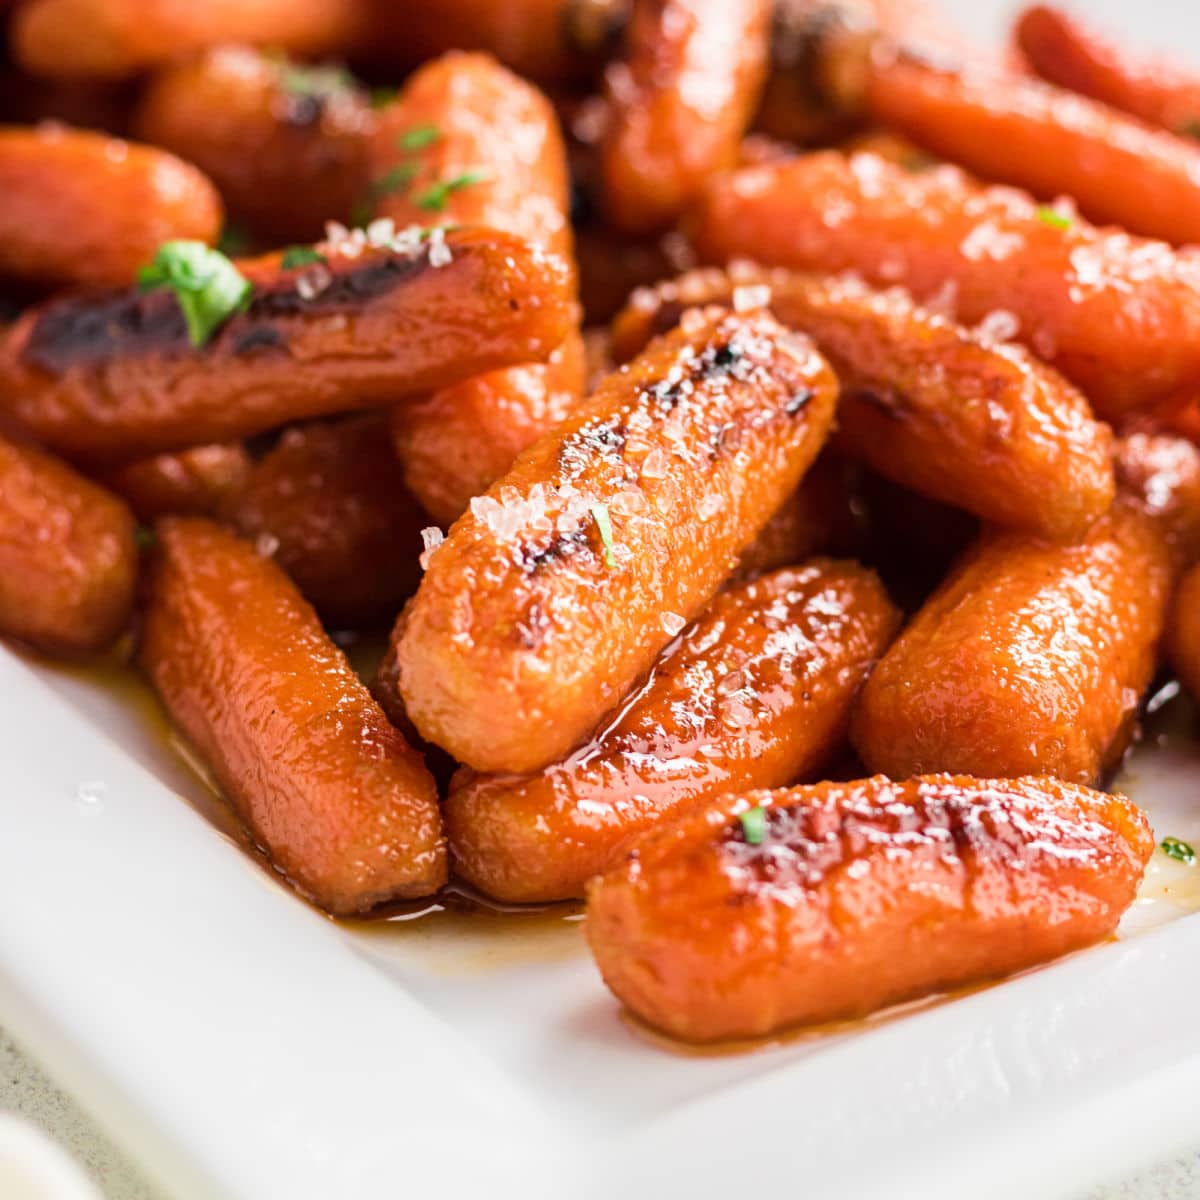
(5, 1), (1200, 1196)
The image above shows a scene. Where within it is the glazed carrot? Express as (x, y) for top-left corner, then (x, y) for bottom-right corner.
(586, 775), (1152, 1041)
(134, 48), (374, 243)
(1113, 432), (1200, 569)
(12, 0), (366, 79)
(864, 50), (1200, 246)
(0, 124), (222, 288)
(368, 52), (583, 524)
(690, 152), (1200, 421)
(0, 228), (574, 461)
(396, 308), (838, 774)
(851, 502), (1172, 784)
(448, 560), (898, 903)
(575, 223), (683, 323)
(0, 433), (135, 656)
(226, 415), (426, 629)
(1016, 6), (1200, 137)
(612, 266), (1114, 539)
(1167, 562), (1200, 705)
(600, 0), (771, 234)
(102, 442), (250, 521)
(140, 518), (446, 915)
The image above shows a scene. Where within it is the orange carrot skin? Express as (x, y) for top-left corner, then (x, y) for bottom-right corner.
(369, 52), (584, 524)
(601, 0), (771, 235)
(226, 415), (426, 629)
(612, 265), (1114, 540)
(865, 51), (1200, 246)
(391, 332), (587, 526)
(448, 560), (898, 903)
(0, 229), (574, 462)
(586, 774), (1152, 1041)
(1113, 432), (1200, 569)
(851, 503), (1172, 785)
(1016, 5), (1200, 136)
(140, 518), (446, 915)
(0, 432), (135, 656)
(1167, 563), (1200, 704)
(397, 308), (838, 774)
(13, 0), (366, 79)
(0, 124), (222, 288)
(690, 151), (1200, 421)
(134, 47), (374, 243)
(102, 443), (250, 521)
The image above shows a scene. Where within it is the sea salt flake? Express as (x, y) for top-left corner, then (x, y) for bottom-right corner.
(660, 611), (687, 637)
(419, 526), (444, 569)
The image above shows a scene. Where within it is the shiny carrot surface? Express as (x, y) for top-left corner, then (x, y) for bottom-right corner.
(102, 443), (250, 522)
(140, 518), (446, 915)
(587, 774), (1152, 1041)
(448, 560), (898, 902)
(1167, 562), (1200, 705)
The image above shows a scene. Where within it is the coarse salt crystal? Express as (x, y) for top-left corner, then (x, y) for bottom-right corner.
(296, 263), (333, 301)
(419, 526), (444, 569)
(426, 226), (452, 267)
(255, 532), (280, 557)
(732, 284), (771, 313)
(976, 308), (1020, 343)
(660, 611), (687, 637)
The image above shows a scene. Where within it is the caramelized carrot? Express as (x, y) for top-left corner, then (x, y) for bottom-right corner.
(0, 432), (135, 656)
(102, 442), (250, 521)
(0, 124), (222, 288)
(13, 0), (366, 79)
(396, 308), (838, 774)
(587, 775), (1152, 1041)
(613, 266), (1114, 539)
(448, 560), (898, 903)
(368, 52), (584, 524)
(226, 415), (426, 628)
(600, 0), (771, 234)
(1016, 6), (1200, 138)
(851, 502), (1172, 784)
(1167, 562), (1200, 704)
(0, 228), (574, 461)
(140, 518), (445, 914)
(864, 50), (1200, 246)
(1113, 432), (1200, 569)
(134, 48), (373, 243)
(690, 152), (1200, 421)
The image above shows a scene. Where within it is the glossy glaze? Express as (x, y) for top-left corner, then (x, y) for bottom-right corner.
(690, 150), (1200, 420)
(1167, 563), (1200, 705)
(397, 308), (838, 774)
(0, 229), (574, 461)
(613, 265), (1114, 539)
(601, 0), (771, 233)
(448, 560), (898, 902)
(1113, 432), (1200, 568)
(135, 46), (374, 242)
(371, 52), (584, 526)
(102, 442), (250, 521)
(852, 502), (1172, 783)
(0, 433), (135, 655)
(226, 414), (426, 629)
(140, 518), (446, 915)
(0, 123), (221, 288)
(586, 774), (1154, 1041)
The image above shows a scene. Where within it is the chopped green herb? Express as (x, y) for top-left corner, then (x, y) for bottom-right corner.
(370, 86), (398, 109)
(280, 246), (326, 270)
(1161, 836), (1196, 865)
(589, 502), (617, 568)
(216, 223), (251, 257)
(135, 526), (156, 551)
(1035, 205), (1072, 230)
(278, 60), (355, 101)
(138, 241), (252, 348)
(398, 123), (440, 151)
(415, 169), (490, 212)
(739, 807), (767, 846)
(1180, 118), (1200, 140)
(371, 162), (419, 198)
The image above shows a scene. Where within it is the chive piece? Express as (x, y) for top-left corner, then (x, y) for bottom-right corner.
(138, 241), (252, 348)
(415, 169), (490, 212)
(370, 86), (398, 110)
(280, 246), (326, 270)
(1161, 836), (1197, 865)
(1035, 205), (1072, 230)
(739, 807), (767, 846)
(398, 123), (440, 151)
(371, 162), (418, 198)
(217, 223), (251, 257)
(278, 61), (355, 101)
(589, 502), (617, 567)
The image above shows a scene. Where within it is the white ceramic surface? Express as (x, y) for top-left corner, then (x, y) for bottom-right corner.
(0, 1115), (103, 1200)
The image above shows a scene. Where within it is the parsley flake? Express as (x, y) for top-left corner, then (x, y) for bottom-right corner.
(739, 807), (767, 845)
(138, 241), (252, 348)
(589, 502), (617, 567)
(278, 60), (354, 101)
(415, 169), (489, 212)
(1035, 205), (1072, 230)
(370, 87), (398, 110)
(280, 246), (326, 270)
(398, 123), (440, 151)
(371, 162), (419, 198)
(1161, 836), (1196, 865)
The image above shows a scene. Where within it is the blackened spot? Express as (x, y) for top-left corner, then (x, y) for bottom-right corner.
(695, 336), (753, 385)
(283, 93), (325, 128)
(569, 175), (596, 227)
(251, 253), (429, 316)
(517, 527), (590, 573)
(508, 298), (520, 311)
(785, 386), (814, 415)
(232, 326), (286, 356)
